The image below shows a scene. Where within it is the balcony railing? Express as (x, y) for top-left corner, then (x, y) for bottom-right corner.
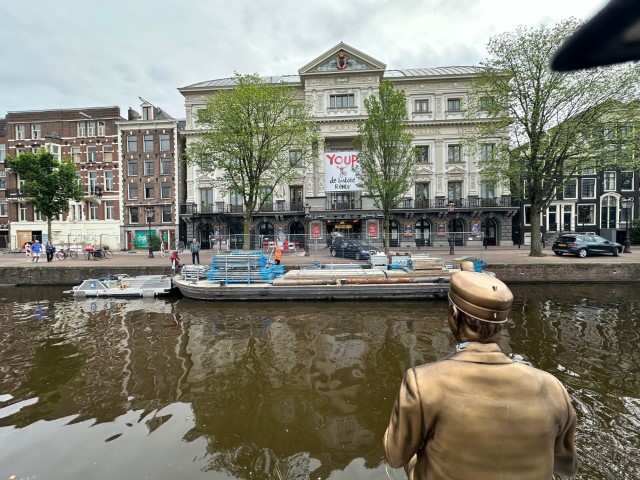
(398, 196), (516, 209)
(86, 186), (102, 198)
(6, 189), (24, 199)
(325, 199), (363, 210)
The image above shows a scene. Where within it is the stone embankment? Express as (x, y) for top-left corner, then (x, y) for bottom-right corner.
(1, 246), (638, 286)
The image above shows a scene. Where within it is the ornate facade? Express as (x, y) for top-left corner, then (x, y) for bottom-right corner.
(179, 43), (519, 248)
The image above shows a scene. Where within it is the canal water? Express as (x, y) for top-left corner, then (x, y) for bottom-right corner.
(0, 285), (638, 480)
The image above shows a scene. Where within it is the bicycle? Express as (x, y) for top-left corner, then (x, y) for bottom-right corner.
(56, 247), (78, 260)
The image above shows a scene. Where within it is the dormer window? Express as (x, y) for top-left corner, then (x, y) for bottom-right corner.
(143, 106), (152, 120)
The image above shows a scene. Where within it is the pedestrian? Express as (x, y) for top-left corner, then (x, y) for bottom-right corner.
(215, 228), (222, 252)
(24, 242), (32, 261)
(31, 240), (42, 263)
(170, 250), (181, 273)
(45, 241), (55, 262)
(384, 271), (577, 479)
(274, 245), (282, 265)
(190, 238), (201, 264)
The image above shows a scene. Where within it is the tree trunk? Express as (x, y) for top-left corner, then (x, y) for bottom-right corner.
(243, 215), (252, 251)
(529, 209), (543, 257)
(383, 211), (391, 257)
(47, 218), (52, 245)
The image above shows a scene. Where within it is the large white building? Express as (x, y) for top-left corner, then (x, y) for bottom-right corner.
(178, 43), (517, 249)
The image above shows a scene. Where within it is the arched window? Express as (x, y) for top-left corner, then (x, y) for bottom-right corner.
(600, 195), (619, 229)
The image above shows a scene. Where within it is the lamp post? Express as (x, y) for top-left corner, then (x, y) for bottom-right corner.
(621, 197), (633, 253)
(448, 202), (456, 255)
(304, 203), (311, 256)
(145, 206), (154, 258)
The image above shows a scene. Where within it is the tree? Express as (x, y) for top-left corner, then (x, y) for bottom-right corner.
(470, 19), (640, 256)
(8, 149), (84, 242)
(353, 81), (416, 255)
(187, 74), (320, 249)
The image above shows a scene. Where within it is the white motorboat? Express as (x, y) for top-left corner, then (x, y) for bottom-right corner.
(64, 274), (174, 298)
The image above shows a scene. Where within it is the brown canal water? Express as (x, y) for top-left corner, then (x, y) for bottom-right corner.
(0, 285), (638, 480)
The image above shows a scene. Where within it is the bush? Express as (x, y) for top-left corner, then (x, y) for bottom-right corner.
(150, 235), (163, 252)
(630, 218), (640, 245)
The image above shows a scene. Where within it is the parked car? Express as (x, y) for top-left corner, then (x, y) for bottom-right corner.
(330, 238), (378, 260)
(552, 234), (622, 258)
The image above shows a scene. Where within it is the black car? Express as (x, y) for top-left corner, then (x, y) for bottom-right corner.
(552, 234), (622, 258)
(330, 239), (378, 260)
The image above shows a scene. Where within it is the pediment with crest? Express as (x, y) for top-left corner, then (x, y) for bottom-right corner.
(299, 42), (386, 75)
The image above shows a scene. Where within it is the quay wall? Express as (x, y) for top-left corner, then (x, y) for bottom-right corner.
(1, 262), (639, 286)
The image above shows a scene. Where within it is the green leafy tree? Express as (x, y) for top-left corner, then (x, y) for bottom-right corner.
(8, 149), (83, 242)
(187, 74), (320, 249)
(353, 81), (415, 255)
(469, 18), (640, 256)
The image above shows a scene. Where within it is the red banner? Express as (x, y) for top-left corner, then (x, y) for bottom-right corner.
(367, 221), (378, 237)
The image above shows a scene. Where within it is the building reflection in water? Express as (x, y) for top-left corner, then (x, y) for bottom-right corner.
(0, 286), (638, 479)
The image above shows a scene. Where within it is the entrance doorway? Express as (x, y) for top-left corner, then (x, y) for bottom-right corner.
(484, 219), (498, 246)
(199, 223), (213, 249)
(415, 220), (431, 247)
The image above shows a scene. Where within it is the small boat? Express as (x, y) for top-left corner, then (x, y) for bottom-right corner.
(64, 274), (174, 298)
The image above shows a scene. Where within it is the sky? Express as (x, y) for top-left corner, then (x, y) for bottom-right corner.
(0, 0), (609, 120)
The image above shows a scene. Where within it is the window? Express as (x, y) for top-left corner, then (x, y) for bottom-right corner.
(47, 143), (61, 160)
(105, 200), (115, 220)
(77, 122), (86, 137)
(414, 99), (429, 113)
(481, 182), (495, 199)
(31, 124), (41, 139)
(143, 106), (152, 120)
(97, 121), (105, 136)
(329, 94), (355, 108)
(582, 165), (595, 175)
(415, 182), (430, 208)
(0, 200), (7, 217)
(162, 206), (171, 223)
(72, 147), (82, 163)
(127, 159), (138, 176)
(581, 178), (596, 198)
(34, 210), (43, 222)
(15, 124), (25, 140)
(161, 182), (171, 199)
(480, 144), (494, 162)
(447, 98), (461, 111)
(144, 134), (154, 152)
(564, 178), (577, 199)
(200, 188), (214, 210)
(448, 181), (462, 202)
(479, 96), (494, 111)
(415, 146), (429, 163)
(447, 144), (462, 162)
(19, 203), (27, 221)
(600, 195), (618, 229)
(127, 135), (137, 152)
(128, 183), (138, 200)
(144, 183), (154, 199)
(103, 145), (113, 162)
(89, 202), (99, 220)
(0, 145), (5, 164)
(621, 171), (634, 190)
(0, 171), (5, 189)
(577, 204), (595, 225)
(604, 171), (616, 191)
(88, 172), (98, 195)
(87, 122), (96, 137)
(289, 150), (302, 167)
(104, 171), (113, 191)
(129, 207), (138, 224)
(144, 158), (154, 176)
(87, 146), (97, 162)
(160, 157), (171, 175)
(159, 134), (170, 151)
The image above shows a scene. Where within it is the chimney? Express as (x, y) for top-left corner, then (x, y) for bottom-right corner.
(128, 108), (140, 121)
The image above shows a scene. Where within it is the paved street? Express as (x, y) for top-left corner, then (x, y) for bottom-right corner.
(1, 244), (638, 268)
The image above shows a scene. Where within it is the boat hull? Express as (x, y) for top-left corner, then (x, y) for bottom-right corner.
(173, 277), (450, 301)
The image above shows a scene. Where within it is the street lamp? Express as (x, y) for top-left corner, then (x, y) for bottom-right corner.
(620, 196), (633, 253)
(145, 205), (154, 258)
(304, 203), (311, 256)
(448, 202), (456, 255)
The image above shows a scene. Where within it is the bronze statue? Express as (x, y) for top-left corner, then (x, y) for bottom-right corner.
(384, 271), (577, 479)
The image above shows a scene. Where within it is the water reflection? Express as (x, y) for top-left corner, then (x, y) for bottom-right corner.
(0, 285), (638, 479)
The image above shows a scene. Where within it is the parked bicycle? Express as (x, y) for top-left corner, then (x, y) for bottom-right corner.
(87, 247), (113, 260)
(56, 247), (78, 260)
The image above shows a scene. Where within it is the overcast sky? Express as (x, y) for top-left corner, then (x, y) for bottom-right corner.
(0, 0), (608, 119)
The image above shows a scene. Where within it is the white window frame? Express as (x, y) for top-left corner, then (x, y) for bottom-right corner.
(577, 204), (596, 226)
(89, 202), (99, 220)
(31, 124), (41, 139)
(104, 171), (113, 192)
(160, 157), (171, 175)
(127, 159), (138, 176)
(603, 171), (616, 191)
(162, 206), (172, 223)
(563, 178), (578, 199)
(77, 122), (86, 137)
(129, 206), (139, 224)
(97, 121), (105, 136)
(581, 178), (596, 199)
(144, 158), (154, 176)
(0, 144), (5, 164)
(19, 202), (27, 221)
(128, 183), (138, 200)
(161, 182), (171, 199)
(105, 200), (115, 220)
(144, 183), (154, 199)
(620, 171), (634, 191)
(87, 121), (96, 137)
(87, 146), (97, 162)
(159, 134), (170, 151)
(103, 145), (113, 162)
(0, 171), (5, 189)
(144, 134), (154, 152)
(0, 200), (7, 217)
(127, 135), (137, 152)
(15, 124), (25, 140)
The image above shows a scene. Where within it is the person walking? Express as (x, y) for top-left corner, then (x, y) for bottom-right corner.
(384, 271), (577, 479)
(190, 238), (201, 265)
(274, 245), (282, 265)
(31, 240), (42, 263)
(45, 241), (55, 262)
(24, 242), (32, 261)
